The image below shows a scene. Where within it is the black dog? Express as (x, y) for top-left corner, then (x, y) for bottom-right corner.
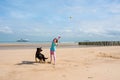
(35, 47), (48, 63)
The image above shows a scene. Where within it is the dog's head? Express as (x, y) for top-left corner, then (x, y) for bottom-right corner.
(37, 47), (43, 52)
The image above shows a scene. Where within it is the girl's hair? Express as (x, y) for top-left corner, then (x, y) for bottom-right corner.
(53, 38), (58, 43)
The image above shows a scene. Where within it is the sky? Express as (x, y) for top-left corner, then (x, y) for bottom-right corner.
(0, 0), (120, 42)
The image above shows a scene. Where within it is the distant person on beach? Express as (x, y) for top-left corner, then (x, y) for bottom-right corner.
(50, 36), (61, 65)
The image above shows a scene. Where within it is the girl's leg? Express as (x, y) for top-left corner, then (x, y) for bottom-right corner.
(53, 51), (56, 65)
(50, 51), (53, 63)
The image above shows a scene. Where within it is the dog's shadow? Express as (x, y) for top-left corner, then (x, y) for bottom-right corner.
(16, 61), (36, 65)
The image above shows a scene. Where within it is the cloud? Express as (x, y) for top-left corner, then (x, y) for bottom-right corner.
(9, 10), (34, 19)
(0, 25), (13, 34)
(64, 29), (72, 33)
(0, 0), (120, 41)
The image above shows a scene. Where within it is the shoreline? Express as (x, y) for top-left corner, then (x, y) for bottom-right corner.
(0, 42), (120, 50)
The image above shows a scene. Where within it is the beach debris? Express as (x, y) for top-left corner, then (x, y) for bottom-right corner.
(88, 76), (93, 79)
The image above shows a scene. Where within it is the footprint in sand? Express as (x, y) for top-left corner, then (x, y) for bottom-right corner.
(62, 74), (66, 78)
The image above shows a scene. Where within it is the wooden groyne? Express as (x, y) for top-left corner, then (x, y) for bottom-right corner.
(78, 41), (120, 46)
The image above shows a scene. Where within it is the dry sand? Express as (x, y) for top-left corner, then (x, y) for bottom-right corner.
(0, 46), (120, 80)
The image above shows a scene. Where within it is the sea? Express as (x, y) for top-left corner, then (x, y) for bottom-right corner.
(0, 41), (50, 44)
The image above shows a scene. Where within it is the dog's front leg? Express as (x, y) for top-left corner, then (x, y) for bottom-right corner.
(35, 58), (38, 63)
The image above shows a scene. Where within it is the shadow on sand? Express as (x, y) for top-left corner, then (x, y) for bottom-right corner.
(16, 61), (36, 65)
(16, 61), (51, 65)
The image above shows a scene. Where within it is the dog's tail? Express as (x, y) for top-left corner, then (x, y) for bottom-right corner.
(45, 57), (48, 59)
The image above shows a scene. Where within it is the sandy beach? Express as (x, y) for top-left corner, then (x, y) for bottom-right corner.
(0, 44), (120, 80)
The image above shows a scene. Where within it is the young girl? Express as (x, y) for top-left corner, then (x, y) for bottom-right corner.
(50, 36), (61, 65)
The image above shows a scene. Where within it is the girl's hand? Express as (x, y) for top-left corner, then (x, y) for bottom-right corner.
(58, 36), (61, 40)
